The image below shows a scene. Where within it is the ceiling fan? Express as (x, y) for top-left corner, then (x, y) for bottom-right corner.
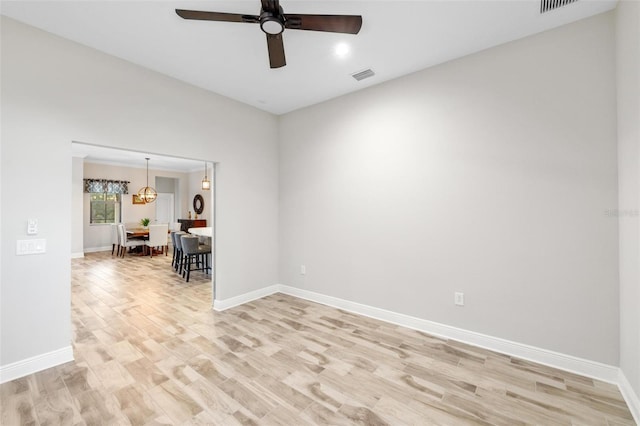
(175, 0), (362, 69)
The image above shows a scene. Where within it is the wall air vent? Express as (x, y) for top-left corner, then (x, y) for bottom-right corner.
(541, 0), (579, 13)
(351, 69), (375, 82)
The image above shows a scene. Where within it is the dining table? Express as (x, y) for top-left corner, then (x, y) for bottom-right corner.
(126, 228), (150, 239)
(187, 226), (212, 237)
(126, 227), (171, 256)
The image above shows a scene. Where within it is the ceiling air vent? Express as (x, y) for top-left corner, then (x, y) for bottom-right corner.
(351, 69), (375, 82)
(541, 0), (579, 13)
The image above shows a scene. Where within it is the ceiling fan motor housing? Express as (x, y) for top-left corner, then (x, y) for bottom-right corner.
(260, 9), (284, 35)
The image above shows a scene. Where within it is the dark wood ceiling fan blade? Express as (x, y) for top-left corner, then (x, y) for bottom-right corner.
(261, 0), (280, 13)
(284, 14), (362, 34)
(266, 34), (286, 68)
(175, 9), (259, 24)
(177, 3), (363, 69)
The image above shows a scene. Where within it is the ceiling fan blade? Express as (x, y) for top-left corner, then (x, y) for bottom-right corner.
(266, 34), (286, 68)
(261, 0), (280, 13)
(175, 9), (259, 24)
(284, 14), (362, 34)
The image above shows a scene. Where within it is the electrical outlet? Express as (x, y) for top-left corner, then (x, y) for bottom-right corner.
(454, 292), (464, 306)
(300, 265), (306, 275)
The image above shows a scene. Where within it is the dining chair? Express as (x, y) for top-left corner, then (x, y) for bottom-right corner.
(118, 224), (145, 257)
(145, 224), (169, 257)
(180, 235), (211, 282)
(110, 224), (120, 256)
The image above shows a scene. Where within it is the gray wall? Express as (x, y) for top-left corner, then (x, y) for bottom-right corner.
(616, 0), (640, 397)
(71, 157), (84, 256)
(155, 176), (177, 194)
(1, 17), (279, 367)
(187, 168), (213, 223)
(279, 13), (619, 364)
(2, 5), (635, 391)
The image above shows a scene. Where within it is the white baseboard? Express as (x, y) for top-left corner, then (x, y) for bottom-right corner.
(0, 346), (74, 384)
(83, 246), (112, 253)
(213, 283), (635, 413)
(618, 370), (640, 425)
(70, 252), (84, 259)
(213, 285), (280, 311)
(277, 285), (620, 384)
(214, 284), (618, 385)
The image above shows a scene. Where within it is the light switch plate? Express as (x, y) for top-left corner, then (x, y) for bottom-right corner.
(27, 219), (38, 235)
(16, 239), (46, 255)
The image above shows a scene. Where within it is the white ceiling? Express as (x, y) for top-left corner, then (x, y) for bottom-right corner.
(72, 142), (207, 173)
(1, 0), (617, 115)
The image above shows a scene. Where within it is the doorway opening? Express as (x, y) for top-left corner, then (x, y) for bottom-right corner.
(71, 141), (217, 303)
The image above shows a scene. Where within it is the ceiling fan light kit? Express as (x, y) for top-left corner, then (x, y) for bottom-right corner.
(260, 11), (284, 35)
(176, 0), (362, 69)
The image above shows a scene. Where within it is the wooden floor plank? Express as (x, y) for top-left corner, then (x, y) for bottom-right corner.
(0, 251), (634, 425)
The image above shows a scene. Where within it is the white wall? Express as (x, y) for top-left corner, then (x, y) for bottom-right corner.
(279, 13), (619, 364)
(616, 0), (640, 398)
(0, 17), (278, 368)
(81, 162), (191, 251)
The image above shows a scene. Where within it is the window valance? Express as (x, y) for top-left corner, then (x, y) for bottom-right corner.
(83, 179), (130, 194)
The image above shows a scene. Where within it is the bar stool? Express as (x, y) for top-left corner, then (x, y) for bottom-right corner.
(180, 235), (211, 282)
(171, 231), (186, 270)
(173, 231), (187, 273)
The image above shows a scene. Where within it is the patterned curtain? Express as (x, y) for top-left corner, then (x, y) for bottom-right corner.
(83, 179), (130, 194)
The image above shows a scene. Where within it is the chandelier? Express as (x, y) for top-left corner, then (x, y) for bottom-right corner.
(201, 162), (211, 190)
(137, 157), (157, 204)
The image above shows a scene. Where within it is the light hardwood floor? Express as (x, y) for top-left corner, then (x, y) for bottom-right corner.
(1, 251), (635, 425)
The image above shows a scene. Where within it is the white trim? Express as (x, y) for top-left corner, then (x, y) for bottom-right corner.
(618, 370), (640, 425)
(0, 346), (74, 384)
(215, 284), (630, 400)
(213, 285), (280, 311)
(70, 252), (85, 259)
(276, 285), (620, 384)
(83, 246), (112, 253)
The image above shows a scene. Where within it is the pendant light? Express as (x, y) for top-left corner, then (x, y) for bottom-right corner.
(138, 157), (157, 204)
(201, 162), (211, 190)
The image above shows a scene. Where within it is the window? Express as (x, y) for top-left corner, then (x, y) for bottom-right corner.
(90, 193), (120, 224)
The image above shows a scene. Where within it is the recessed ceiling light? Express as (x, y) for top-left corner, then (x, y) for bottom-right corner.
(334, 42), (350, 58)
